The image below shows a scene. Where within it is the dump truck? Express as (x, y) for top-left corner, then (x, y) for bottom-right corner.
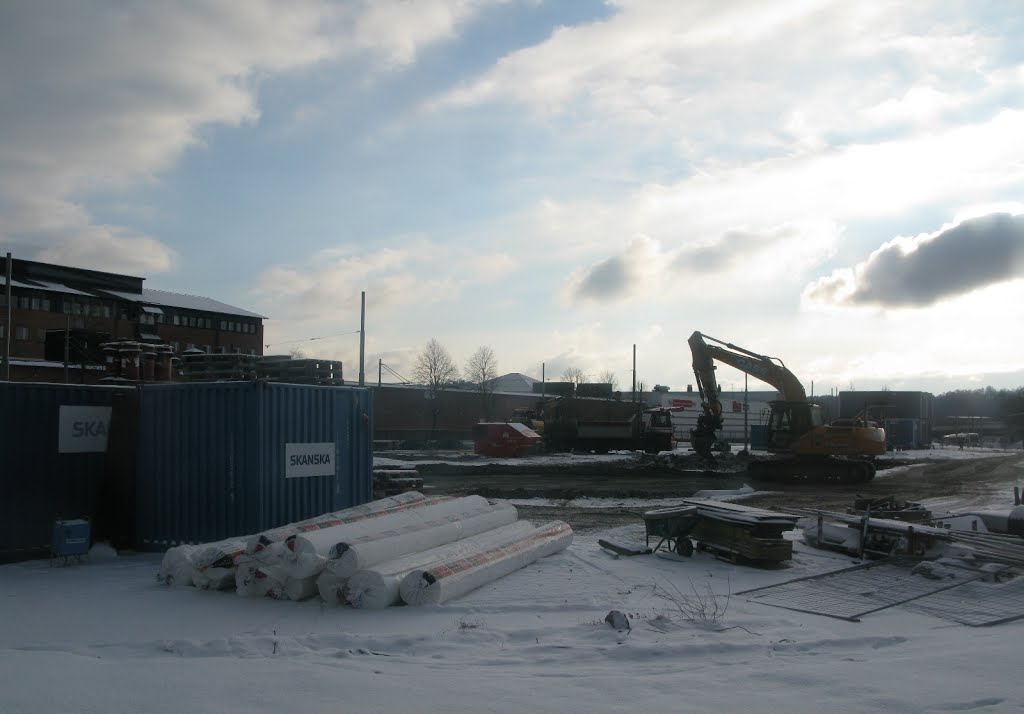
(521, 396), (674, 454)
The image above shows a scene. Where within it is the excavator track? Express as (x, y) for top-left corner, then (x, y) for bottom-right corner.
(747, 457), (876, 484)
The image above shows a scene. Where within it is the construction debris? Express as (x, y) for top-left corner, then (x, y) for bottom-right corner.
(644, 499), (800, 564)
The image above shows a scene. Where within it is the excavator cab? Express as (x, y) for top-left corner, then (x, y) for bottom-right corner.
(765, 400), (822, 451)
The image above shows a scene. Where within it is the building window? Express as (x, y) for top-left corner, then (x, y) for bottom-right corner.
(0, 324), (4, 339)
(172, 314), (180, 326)
(73, 317), (85, 329)
(220, 320), (227, 330)
(15, 326), (28, 341)
(37, 329), (47, 342)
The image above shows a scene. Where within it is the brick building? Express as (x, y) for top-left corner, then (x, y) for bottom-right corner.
(1, 256), (264, 382)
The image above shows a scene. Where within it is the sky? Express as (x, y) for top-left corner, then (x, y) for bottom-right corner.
(2, 0), (1024, 395)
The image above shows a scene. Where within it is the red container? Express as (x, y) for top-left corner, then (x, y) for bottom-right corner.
(472, 422), (542, 458)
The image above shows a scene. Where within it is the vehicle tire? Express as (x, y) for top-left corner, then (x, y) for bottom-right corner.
(675, 537), (694, 557)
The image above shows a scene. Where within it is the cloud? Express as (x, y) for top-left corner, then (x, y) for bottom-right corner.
(255, 236), (518, 321)
(35, 225), (177, 275)
(803, 213), (1024, 308)
(0, 0), (495, 273)
(431, 0), (1021, 164)
(563, 235), (662, 304)
(559, 220), (839, 306)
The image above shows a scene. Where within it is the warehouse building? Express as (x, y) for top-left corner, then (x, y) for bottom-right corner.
(1, 256), (264, 382)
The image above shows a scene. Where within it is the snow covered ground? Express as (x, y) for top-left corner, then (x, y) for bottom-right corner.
(2, 447), (1022, 713)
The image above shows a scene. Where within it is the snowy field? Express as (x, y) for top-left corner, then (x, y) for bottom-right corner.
(2, 447), (1022, 713)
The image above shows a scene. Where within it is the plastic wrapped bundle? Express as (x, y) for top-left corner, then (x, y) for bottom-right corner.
(282, 495), (494, 579)
(328, 502), (520, 580)
(193, 539), (249, 571)
(235, 561), (288, 598)
(339, 520), (537, 609)
(193, 565), (237, 591)
(278, 576), (319, 601)
(244, 492), (439, 557)
(157, 544), (199, 586)
(399, 521), (573, 606)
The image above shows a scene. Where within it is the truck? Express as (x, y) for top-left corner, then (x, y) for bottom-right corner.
(688, 331), (886, 482)
(514, 396), (674, 454)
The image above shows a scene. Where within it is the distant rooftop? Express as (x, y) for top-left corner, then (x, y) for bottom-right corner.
(142, 288), (266, 319)
(2, 256), (264, 319)
(489, 372), (540, 393)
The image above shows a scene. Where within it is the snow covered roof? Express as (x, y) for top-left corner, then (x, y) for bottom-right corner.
(489, 372), (540, 393)
(140, 288), (266, 319)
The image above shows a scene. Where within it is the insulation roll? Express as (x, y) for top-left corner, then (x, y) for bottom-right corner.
(235, 562), (287, 598)
(317, 569), (349, 607)
(329, 502), (520, 580)
(193, 539), (249, 571)
(283, 495), (493, 578)
(245, 491), (434, 556)
(342, 520), (537, 609)
(157, 544), (199, 586)
(192, 565), (237, 591)
(280, 576), (319, 602)
(399, 521), (573, 606)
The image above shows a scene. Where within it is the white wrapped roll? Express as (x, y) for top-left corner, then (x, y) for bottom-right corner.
(193, 539), (249, 571)
(317, 569), (349, 606)
(244, 492), (434, 556)
(157, 544), (199, 586)
(280, 576), (319, 602)
(329, 502), (519, 580)
(192, 565), (237, 591)
(282, 496), (493, 579)
(342, 520), (537, 609)
(235, 561), (288, 598)
(399, 521), (573, 606)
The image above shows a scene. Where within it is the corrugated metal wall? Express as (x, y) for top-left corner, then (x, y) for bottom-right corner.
(0, 382), (132, 563)
(135, 382), (373, 548)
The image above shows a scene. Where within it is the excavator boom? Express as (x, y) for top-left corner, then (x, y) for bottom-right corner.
(688, 331), (806, 406)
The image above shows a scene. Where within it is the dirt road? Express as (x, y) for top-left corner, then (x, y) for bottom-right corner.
(411, 452), (1024, 533)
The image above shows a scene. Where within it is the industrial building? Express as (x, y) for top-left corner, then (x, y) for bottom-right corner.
(838, 390), (935, 449)
(1, 256), (264, 383)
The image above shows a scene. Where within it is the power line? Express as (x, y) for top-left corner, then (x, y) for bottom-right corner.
(265, 329), (361, 349)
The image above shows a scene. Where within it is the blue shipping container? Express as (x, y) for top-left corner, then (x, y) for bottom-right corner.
(135, 381), (373, 548)
(0, 382), (133, 563)
(749, 424), (769, 451)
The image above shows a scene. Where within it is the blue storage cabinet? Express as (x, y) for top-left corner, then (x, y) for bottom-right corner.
(51, 518), (91, 564)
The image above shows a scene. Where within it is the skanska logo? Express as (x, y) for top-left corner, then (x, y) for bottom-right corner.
(289, 453), (332, 467)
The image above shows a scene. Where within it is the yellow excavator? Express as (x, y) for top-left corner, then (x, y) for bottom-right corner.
(688, 331), (886, 482)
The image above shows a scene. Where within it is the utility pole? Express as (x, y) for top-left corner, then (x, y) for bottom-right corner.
(3, 253), (11, 381)
(358, 291), (366, 387)
(744, 372), (749, 452)
(64, 314), (71, 384)
(631, 343), (636, 402)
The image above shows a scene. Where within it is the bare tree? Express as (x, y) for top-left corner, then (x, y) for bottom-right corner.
(413, 339), (460, 445)
(598, 369), (619, 391)
(561, 366), (587, 386)
(465, 345), (499, 420)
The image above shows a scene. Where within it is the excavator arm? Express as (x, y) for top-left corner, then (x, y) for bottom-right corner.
(687, 331), (807, 458)
(688, 331), (806, 403)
